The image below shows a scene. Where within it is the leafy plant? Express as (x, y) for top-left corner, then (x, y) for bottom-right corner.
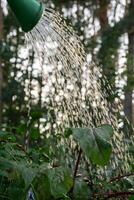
(71, 124), (113, 166)
(0, 125), (134, 200)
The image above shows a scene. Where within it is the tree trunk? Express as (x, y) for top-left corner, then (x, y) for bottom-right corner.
(97, 0), (117, 100)
(97, 0), (117, 89)
(0, 0), (3, 127)
(98, 0), (109, 31)
(124, 0), (134, 124)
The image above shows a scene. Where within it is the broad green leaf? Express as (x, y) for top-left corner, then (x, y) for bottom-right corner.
(0, 158), (13, 171)
(0, 170), (9, 177)
(30, 128), (40, 140)
(72, 125), (113, 166)
(6, 181), (26, 200)
(94, 124), (113, 140)
(18, 166), (36, 188)
(73, 180), (91, 200)
(11, 162), (37, 188)
(47, 167), (73, 199)
(0, 131), (8, 137)
(129, 195), (134, 200)
(33, 167), (73, 200)
(33, 173), (52, 200)
(0, 159), (27, 200)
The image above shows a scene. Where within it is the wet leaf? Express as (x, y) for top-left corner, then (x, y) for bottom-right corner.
(47, 167), (73, 199)
(129, 195), (134, 200)
(72, 124), (113, 166)
(73, 180), (91, 200)
(30, 128), (40, 140)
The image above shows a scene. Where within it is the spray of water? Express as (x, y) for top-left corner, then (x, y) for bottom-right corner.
(25, 8), (133, 174)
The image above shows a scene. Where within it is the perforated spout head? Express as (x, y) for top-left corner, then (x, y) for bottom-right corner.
(7, 0), (43, 32)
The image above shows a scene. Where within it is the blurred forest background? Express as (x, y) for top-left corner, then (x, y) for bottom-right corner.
(0, 0), (134, 132)
(0, 0), (134, 199)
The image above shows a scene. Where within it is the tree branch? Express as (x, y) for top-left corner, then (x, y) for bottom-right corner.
(70, 148), (82, 195)
(109, 172), (134, 183)
(73, 149), (82, 182)
(105, 191), (134, 199)
(95, 191), (134, 199)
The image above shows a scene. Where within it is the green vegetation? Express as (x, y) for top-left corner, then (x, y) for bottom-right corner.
(0, 0), (134, 199)
(0, 125), (133, 199)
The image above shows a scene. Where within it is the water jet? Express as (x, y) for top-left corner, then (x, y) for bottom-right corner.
(6, 0), (131, 177)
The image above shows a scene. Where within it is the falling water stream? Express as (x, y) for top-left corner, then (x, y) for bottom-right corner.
(25, 8), (132, 175)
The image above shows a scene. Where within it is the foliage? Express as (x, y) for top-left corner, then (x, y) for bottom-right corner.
(71, 125), (113, 166)
(0, 125), (134, 200)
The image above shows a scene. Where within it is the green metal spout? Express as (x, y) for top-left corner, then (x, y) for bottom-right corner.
(7, 0), (43, 32)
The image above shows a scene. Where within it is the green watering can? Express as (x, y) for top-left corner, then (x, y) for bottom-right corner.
(7, 0), (43, 32)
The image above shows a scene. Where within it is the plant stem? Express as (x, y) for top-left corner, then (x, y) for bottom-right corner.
(94, 191), (134, 199)
(105, 191), (134, 199)
(73, 149), (82, 182)
(70, 148), (82, 194)
(109, 172), (134, 183)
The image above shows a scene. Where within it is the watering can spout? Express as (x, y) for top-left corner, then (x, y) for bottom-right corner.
(7, 0), (43, 32)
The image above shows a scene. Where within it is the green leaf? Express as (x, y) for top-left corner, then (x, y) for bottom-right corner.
(72, 124), (113, 166)
(33, 167), (73, 200)
(17, 124), (27, 135)
(0, 131), (14, 141)
(47, 167), (73, 199)
(73, 180), (91, 200)
(129, 195), (134, 200)
(12, 162), (37, 188)
(30, 128), (40, 140)
(0, 131), (9, 137)
(64, 128), (73, 138)
(33, 173), (51, 200)
(31, 111), (42, 121)
(94, 124), (113, 140)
